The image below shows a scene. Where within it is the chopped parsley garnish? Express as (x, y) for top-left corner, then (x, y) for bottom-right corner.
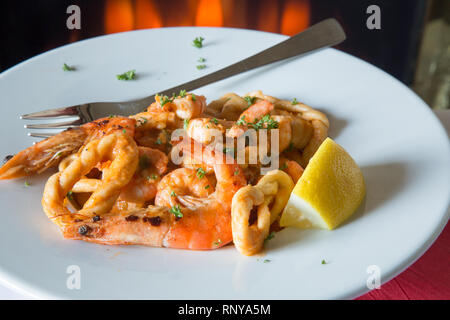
(198, 57), (206, 62)
(116, 69), (136, 80)
(122, 129), (127, 134)
(264, 231), (275, 243)
(321, 259), (327, 265)
(234, 168), (240, 175)
(291, 98), (299, 105)
(24, 181), (30, 187)
(213, 238), (222, 246)
(191, 93), (196, 102)
(183, 119), (189, 130)
(244, 96), (256, 107)
(66, 191), (73, 201)
(287, 142), (294, 152)
(252, 115), (279, 130)
(204, 185), (210, 190)
(179, 89), (187, 97)
(62, 63), (75, 71)
(196, 167), (206, 179)
(140, 117), (148, 124)
(192, 37), (204, 48)
(155, 138), (162, 145)
(55, 151), (63, 158)
(196, 64), (206, 70)
(108, 115), (117, 118)
(170, 205), (183, 218)
(159, 95), (174, 107)
(263, 259), (271, 263)
(236, 116), (247, 126)
(210, 118), (218, 125)
(148, 174), (158, 180)
(170, 191), (176, 197)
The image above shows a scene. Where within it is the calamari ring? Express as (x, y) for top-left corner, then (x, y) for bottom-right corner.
(255, 170), (294, 224)
(42, 132), (139, 226)
(231, 186), (270, 256)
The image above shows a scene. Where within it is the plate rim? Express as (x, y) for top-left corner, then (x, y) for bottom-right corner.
(0, 26), (449, 300)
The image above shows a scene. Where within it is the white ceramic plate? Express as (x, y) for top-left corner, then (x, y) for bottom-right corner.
(0, 27), (448, 300)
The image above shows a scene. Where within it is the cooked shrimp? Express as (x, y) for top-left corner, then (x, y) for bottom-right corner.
(280, 158), (304, 183)
(119, 147), (169, 205)
(0, 116), (136, 180)
(155, 168), (214, 208)
(62, 138), (247, 250)
(227, 100), (274, 138)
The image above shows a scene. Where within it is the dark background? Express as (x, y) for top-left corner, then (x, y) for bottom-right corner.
(0, 0), (428, 85)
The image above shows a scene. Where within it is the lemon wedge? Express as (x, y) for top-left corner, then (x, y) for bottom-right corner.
(280, 137), (365, 230)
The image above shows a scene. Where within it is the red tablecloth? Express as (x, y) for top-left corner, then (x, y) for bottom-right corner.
(357, 220), (450, 300)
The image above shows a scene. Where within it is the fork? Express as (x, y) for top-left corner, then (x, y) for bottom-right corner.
(21, 18), (345, 138)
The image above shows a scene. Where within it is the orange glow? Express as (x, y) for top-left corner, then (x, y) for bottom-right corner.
(281, 0), (310, 36)
(135, 0), (162, 29)
(257, 0), (280, 33)
(195, 0), (224, 27)
(105, 0), (134, 34)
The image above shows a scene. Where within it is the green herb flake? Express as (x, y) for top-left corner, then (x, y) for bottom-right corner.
(213, 238), (222, 246)
(210, 118), (218, 125)
(62, 63), (75, 71)
(116, 69), (136, 81)
(196, 64), (206, 70)
(321, 259), (327, 265)
(264, 231), (275, 243)
(179, 89), (187, 97)
(204, 185), (210, 190)
(263, 259), (271, 263)
(244, 96), (256, 107)
(192, 37), (204, 48)
(291, 98), (299, 105)
(66, 191), (73, 200)
(170, 191), (176, 197)
(236, 116), (247, 126)
(287, 142), (294, 152)
(183, 118), (189, 130)
(170, 205), (183, 218)
(198, 57), (206, 62)
(191, 93), (196, 102)
(140, 117), (148, 124)
(148, 174), (158, 180)
(24, 181), (30, 187)
(234, 168), (240, 176)
(122, 129), (127, 134)
(196, 167), (206, 179)
(155, 138), (162, 145)
(280, 163), (288, 170)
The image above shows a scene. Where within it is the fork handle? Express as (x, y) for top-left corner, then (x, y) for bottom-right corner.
(158, 18), (345, 97)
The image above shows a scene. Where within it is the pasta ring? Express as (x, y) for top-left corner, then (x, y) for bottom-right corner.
(255, 170), (294, 224)
(42, 132), (139, 226)
(231, 186), (270, 256)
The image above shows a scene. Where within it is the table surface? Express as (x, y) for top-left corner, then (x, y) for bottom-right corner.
(1, 110), (449, 300)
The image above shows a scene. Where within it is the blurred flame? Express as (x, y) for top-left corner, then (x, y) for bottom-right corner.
(195, 0), (224, 27)
(105, 0), (134, 34)
(257, 0), (280, 33)
(135, 0), (162, 29)
(281, 0), (310, 35)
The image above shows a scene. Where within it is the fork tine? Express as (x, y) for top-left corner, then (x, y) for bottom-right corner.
(20, 106), (79, 119)
(24, 118), (82, 129)
(28, 132), (56, 138)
